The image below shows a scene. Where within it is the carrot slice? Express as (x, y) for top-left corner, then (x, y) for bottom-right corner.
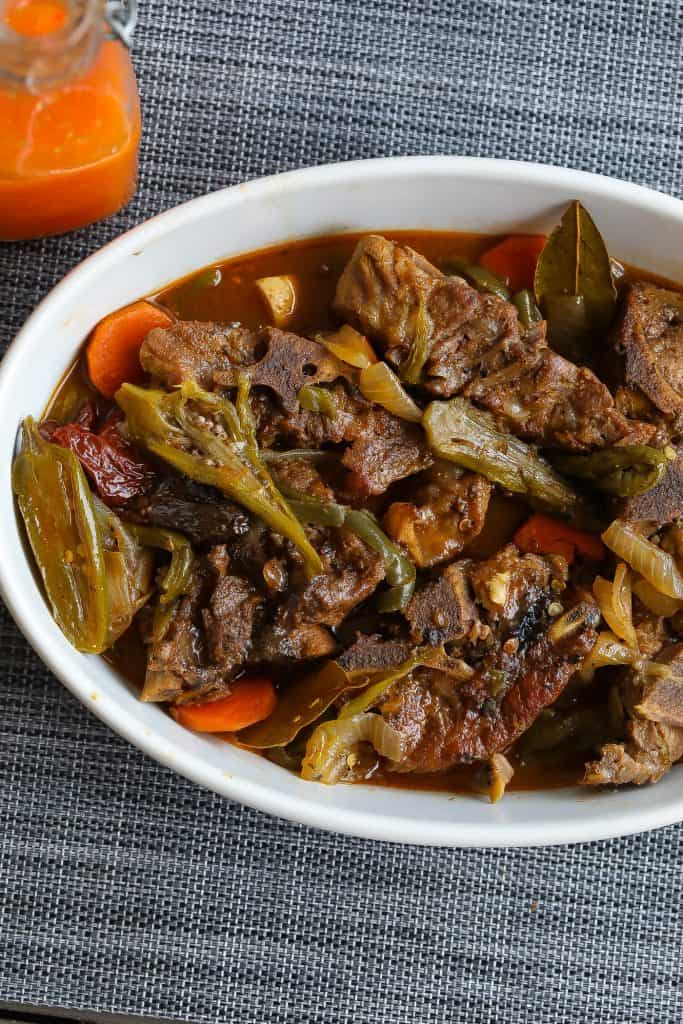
(171, 677), (277, 733)
(85, 301), (172, 398)
(513, 514), (605, 565)
(480, 235), (546, 293)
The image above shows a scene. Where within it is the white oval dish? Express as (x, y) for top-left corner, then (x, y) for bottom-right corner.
(1, 156), (682, 847)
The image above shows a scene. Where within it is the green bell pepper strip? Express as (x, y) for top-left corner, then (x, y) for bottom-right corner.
(125, 523), (194, 605)
(339, 646), (440, 719)
(12, 417), (108, 653)
(116, 381), (323, 578)
(552, 445), (667, 498)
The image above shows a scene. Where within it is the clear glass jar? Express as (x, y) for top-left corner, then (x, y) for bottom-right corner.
(0, 0), (140, 239)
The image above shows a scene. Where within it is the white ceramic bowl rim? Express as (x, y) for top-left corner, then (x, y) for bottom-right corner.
(2, 156), (683, 848)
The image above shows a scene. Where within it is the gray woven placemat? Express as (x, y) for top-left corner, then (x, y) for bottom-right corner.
(1, 1), (682, 1021)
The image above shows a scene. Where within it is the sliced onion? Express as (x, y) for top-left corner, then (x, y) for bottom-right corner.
(359, 361), (422, 422)
(593, 562), (637, 649)
(301, 713), (405, 784)
(579, 630), (634, 681)
(317, 325), (378, 369)
(633, 578), (683, 617)
(602, 520), (683, 599)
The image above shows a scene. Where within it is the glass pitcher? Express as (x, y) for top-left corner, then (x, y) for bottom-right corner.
(0, 0), (140, 240)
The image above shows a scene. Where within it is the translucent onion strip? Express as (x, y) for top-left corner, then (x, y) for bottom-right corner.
(301, 713), (405, 784)
(592, 562), (637, 650)
(359, 361), (423, 422)
(579, 630), (635, 681)
(633, 578), (683, 618)
(316, 325), (378, 369)
(602, 520), (683, 600)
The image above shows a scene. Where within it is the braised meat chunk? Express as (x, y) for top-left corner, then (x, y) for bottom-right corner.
(141, 321), (262, 388)
(384, 600), (599, 771)
(334, 234), (646, 451)
(465, 345), (650, 451)
(613, 281), (683, 428)
(405, 562), (477, 647)
(582, 645), (683, 786)
(125, 475), (250, 545)
(384, 461), (491, 568)
(342, 408), (433, 495)
(333, 233), (523, 397)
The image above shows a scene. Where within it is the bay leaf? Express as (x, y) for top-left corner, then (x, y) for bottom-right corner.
(534, 200), (617, 356)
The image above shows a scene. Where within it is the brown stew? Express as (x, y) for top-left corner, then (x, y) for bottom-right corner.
(20, 210), (683, 801)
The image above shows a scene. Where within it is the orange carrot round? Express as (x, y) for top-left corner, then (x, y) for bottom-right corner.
(513, 514), (605, 565)
(480, 235), (546, 293)
(86, 300), (172, 398)
(171, 677), (277, 733)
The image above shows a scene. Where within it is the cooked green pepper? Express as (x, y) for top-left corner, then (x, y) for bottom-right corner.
(400, 301), (431, 385)
(552, 445), (667, 497)
(339, 646), (440, 719)
(344, 509), (416, 610)
(423, 397), (579, 515)
(297, 384), (338, 417)
(116, 380), (323, 578)
(278, 488), (347, 528)
(125, 524), (194, 605)
(376, 579), (416, 613)
(261, 448), (332, 464)
(517, 706), (609, 756)
(12, 418), (107, 652)
(512, 289), (542, 330)
(279, 483), (416, 610)
(150, 598), (178, 643)
(445, 260), (510, 300)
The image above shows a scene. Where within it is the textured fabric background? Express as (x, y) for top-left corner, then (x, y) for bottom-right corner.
(1, 1), (683, 1021)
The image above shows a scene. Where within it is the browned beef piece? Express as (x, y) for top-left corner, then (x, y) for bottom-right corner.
(337, 635), (413, 674)
(613, 281), (683, 427)
(633, 605), (668, 659)
(582, 720), (683, 786)
(405, 563), (477, 647)
(141, 547), (262, 704)
(124, 475), (250, 545)
(618, 449), (683, 525)
(202, 573), (263, 670)
(334, 234), (649, 451)
(341, 408), (433, 495)
(469, 544), (567, 635)
(383, 599), (599, 770)
(635, 644), (683, 726)
(384, 461), (491, 568)
(582, 645), (683, 786)
(270, 456), (335, 500)
(333, 234), (523, 397)
(251, 527), (385, 663)
(249, 621), (337, 663)
(140, 321), (262, 388)
(278, 528), (384, 629)
(215, 329), (353, 413)
(140, 563), (224, 704)
(465, 346), (651, 451)
(251, 382), (358, 448)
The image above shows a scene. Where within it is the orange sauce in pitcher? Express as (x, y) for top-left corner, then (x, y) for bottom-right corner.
(0, 0), (140, 239)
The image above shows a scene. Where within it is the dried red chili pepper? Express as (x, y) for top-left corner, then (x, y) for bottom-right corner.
(46, 407), (156, 506)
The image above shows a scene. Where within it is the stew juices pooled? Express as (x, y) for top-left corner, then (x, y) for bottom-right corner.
(14, 206), (683, 802)
(0, 0), (140, 239)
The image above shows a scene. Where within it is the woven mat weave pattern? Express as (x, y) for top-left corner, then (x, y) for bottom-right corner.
(1, 1), (682, 1021)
